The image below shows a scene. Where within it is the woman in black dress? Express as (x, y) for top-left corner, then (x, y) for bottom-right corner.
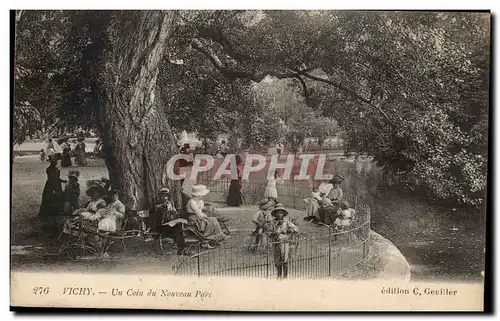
(60, 138), (72, 167)
(226, 154), (244, 206)
(38, 156), (67, 235)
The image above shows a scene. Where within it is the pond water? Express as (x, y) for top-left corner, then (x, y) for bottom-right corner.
(329, 158), (486, 282)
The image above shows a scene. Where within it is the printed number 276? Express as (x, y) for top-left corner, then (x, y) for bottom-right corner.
(33, 287), (49, 295)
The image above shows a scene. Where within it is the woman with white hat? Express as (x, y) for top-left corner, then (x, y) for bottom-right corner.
(269, 203), (299, 279)
(186, 184), (226, 248)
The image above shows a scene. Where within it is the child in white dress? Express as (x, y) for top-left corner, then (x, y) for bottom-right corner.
(97, 189), (126, 232)
(264, 170), (281, 201)
(334, 201), (355, 229)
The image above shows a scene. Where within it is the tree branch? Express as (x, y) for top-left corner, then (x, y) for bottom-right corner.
(297, 70), (396, 126)
(294, 75), (308, 100)
(191, 38), (299, 82)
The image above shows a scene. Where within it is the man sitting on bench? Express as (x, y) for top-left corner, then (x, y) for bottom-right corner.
(148, 188), (189, 255)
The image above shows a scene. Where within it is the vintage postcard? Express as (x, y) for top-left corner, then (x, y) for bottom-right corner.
(11, 9), (489, 311)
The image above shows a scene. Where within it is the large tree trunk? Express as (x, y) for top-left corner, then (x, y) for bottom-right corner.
(97, 11), (179, 210)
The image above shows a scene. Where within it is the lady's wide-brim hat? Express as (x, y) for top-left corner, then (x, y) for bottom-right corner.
(259, 198), (275, 211)
(271, 203), (289, 218)
(330, 175), (344, 185)
(190, 184), (210, 197)
(85, 185), (105, 197)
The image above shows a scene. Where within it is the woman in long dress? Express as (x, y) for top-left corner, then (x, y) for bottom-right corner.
(60, 138), (72, 167)
(186, 185), (226, 248)
(38, 156), (67, 235)
(73, 137), (88, 166)
(226, 155), (244, 206)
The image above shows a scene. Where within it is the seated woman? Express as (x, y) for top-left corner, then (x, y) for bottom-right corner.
(303, 186), (322, 222)
(186, 184), (227, 248)
(97, 188), (126, 232)
(334, 201), (355, 229)
(62, 182), (106, 235)
(318, 175), (344, 225)
(78, 184), (107, 220)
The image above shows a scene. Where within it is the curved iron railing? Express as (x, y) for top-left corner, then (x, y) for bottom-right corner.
(174, 178), (371, 279)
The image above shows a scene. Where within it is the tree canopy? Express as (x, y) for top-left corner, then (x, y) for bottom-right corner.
(13, 10), (490, 206)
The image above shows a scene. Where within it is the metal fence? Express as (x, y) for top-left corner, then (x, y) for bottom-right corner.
(174, 177), (371, 279)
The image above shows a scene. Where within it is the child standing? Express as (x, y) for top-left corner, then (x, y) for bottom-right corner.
(39, 149), (46, 162)
(264, 170), (281, 201)
(250, 198), (275, 250)
(269, 203), (299, 279)
(63, 170), (80, 216)
(303, 186), (322, 222)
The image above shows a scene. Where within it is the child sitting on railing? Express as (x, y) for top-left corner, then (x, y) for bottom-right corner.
(250, 198), (275, 250)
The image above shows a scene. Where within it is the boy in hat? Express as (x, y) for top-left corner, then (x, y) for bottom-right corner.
(148, 188), (187, 255)
(270, 203), (299, 279)
(250, 198), (276, 250)
(63, 169), (80, 216)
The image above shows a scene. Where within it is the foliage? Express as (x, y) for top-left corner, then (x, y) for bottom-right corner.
(14, 10), (68, 141)
(14, 10), (489, 206)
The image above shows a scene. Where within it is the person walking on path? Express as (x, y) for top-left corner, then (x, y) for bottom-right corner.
(226, 155), (244, 206)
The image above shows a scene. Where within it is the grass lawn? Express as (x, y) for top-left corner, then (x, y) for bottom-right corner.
(11, 156), (358, 277)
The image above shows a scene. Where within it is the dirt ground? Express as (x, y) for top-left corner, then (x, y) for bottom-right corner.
(11, 156), (338, 275)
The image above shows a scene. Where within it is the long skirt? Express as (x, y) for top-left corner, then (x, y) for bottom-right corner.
(318, 205), (339, 225)
(76, 151), (87, 166)
(187, 215), (225, 241)
(226, 179), (243, 206)
(264, 185), (278, 199)
(38, 185), (64, 234)
(61, 149), (72, 167)
(304, 199), (320, 218)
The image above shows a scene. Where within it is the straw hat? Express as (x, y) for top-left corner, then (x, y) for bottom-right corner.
(68, 169), (80, 178)
(158, 187), (171, 195)
(270, 203), (289, 218)
(190, 184), (210, 197)
(259, 198), (275, 211)
(330, 175), (345, 185)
